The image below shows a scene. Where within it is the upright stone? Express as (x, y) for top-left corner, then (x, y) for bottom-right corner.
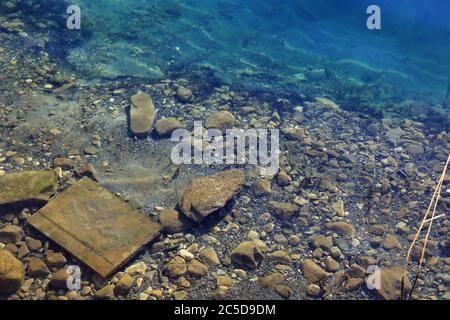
(129, 93), (156, 137)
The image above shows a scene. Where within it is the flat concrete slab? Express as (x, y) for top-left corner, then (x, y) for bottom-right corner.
(27, 177), (162, 278)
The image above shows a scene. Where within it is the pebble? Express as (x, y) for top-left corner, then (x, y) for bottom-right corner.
(344, 278), (364, 291)
(383, 234), (401, 250)
(258, 272), (284, 288)
(306, 283), (321, 297)
(94, 284), (115, 300)
(277, 171), (292, 186)
(179, 249), (194, 261)
(301, 259), (329, 283)
(50, 269), (69, 289)
(205, 111), (236, 132)
(255, 179), (272, 195)
(187, 259), (208, 278)
(199, 247), (220, 266)
(176, 86), (193, 102)
(174, 290), (188, 300)
(164, 256), (187, 278)
(115, 274), (135, 295)
(216, 276), (235, 287)
(125, 262), (147, 275)
(274, 285), (292, 299)
(17, 245), (30, 259)
(268, 250), (292, 265)
(230, 240), (268, 269)
(0, 225), (24, 244)
(325, 257), (340, 272)
(27, 239), (42, 251)
(327, 221), (355, 236)
(45, 252), (67, 267)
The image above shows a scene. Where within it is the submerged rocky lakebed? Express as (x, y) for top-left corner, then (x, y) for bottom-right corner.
(0, 1), (450, 301)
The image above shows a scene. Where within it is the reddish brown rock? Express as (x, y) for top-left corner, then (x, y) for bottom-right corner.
(45, 252), (67, 267)
(0, 250), (25, 293)
(50, 268), (69, 289)
(180, 170), (245, 223)
(28, 257), (50, 277)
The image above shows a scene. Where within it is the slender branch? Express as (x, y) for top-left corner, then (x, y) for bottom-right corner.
(401, 153), (450, 300)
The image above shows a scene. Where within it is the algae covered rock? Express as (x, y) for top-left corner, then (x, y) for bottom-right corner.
(0, 170), (57, 207)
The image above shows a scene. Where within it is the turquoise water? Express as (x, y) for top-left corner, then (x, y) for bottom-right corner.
(10, 0), (450, 121)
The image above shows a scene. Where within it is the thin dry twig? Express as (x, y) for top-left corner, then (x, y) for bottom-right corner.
(401, 153), (450, 300)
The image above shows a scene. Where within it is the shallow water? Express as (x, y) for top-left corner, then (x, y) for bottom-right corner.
(1, 0), (450, 301)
